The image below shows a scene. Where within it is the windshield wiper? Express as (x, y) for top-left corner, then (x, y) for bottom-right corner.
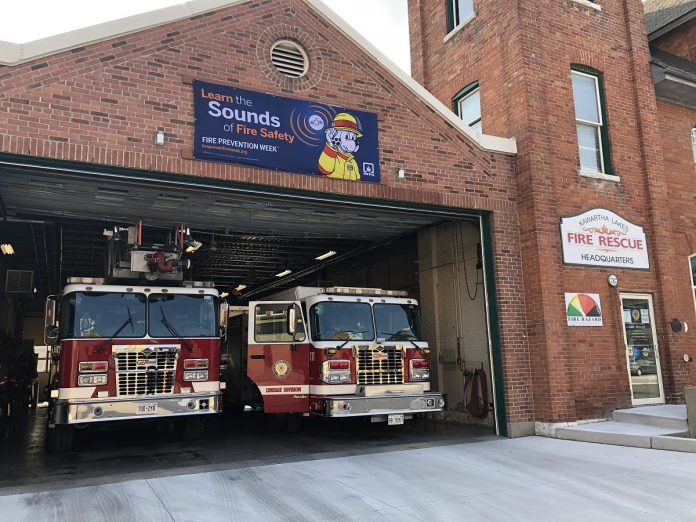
(96, 305), (134, 353)
(381, 330), (421, 350)
(337, 330), (369, 350)
(160, 307), (193, 352)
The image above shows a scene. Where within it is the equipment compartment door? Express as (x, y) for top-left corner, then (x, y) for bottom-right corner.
(247, 301), (309, 413)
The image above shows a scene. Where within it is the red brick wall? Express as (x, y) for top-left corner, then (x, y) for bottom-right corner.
(411, 0), (691, 421)
(652, 18), (696, 60)
(0, 1), (534, 426)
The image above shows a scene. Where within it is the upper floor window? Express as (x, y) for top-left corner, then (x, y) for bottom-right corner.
(571, 66), (611, 175)
(447, 0), (475, 33)
(453, 81), (482, 133)
(691, 127), (696, 163)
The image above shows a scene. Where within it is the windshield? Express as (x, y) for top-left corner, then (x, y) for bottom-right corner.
(373, 303), (423, 341)
(310, 302), (375, 341)
(59, 292), (147, 339)
(149, 293), (218, 338)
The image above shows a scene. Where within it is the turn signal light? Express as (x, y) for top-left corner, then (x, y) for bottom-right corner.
(184, 358), (209, 369)
(329, 361), (349, 370)
(412, 360), (429, 369)
(410, 359), (430, 382)
(79, 361), (109, 373)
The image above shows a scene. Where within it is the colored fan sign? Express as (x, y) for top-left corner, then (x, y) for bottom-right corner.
(565, 293), (603, 326)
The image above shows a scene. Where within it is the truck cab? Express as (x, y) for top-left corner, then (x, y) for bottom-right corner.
(226, 287), (445, 427)
(44, 278), (223, 452)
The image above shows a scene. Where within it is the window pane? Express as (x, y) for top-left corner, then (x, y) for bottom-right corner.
(373, 304), (423, 340)
(455, 0), (474, 24)
(691, 128), (696, 162)
(572, 73), (600, 123)
(690, 256), (696, 286)
(60, 292), (146, 339)
(310, 302), (374, 341)
(458, 89), (481, 128)
(577, 123), (602, 172)
(254, 303), (305, 343)
(471, 120), (482, 133)
(149, 294), (218, 338)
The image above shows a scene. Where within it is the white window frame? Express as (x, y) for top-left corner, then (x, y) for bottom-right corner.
(456, 86), (482, 132)
(572, 70), (606, 174)
(451, 0), (475, 28)
(691, 127), (696, 163)
(690, 254), (696, 317)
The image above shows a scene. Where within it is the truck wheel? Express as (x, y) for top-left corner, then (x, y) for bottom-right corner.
(46, 425), (74, 453)
(269, 413), (303, 433)
(181, 416), (207, 441)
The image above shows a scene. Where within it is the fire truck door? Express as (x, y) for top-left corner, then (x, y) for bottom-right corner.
(247, 301), (309, 413)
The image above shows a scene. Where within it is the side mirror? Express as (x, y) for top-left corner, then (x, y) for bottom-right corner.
(44, 296), (58, 344)
(219, 301), (229, 341)
(287, 306), (297, 335)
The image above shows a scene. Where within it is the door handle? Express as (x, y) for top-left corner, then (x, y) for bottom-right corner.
(250, 354), (265, 360)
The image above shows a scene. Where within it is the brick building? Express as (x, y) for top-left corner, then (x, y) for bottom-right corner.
(0, 0), (693, 438)
(410, 0), (696, 432)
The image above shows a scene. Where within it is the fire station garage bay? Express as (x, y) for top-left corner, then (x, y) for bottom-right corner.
(0, 0), (528, 466)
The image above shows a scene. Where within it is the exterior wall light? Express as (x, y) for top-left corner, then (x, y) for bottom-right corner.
(155, 130), (165, 146)
(396, 168), (405, 179)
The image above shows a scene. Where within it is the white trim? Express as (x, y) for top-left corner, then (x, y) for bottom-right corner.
(63, 283), (218, 296)
(58, 387), (96, 399)
(443, 12), (476, 43)
(578, 169), (620, 182)
(191, 380), (220, 393)
(310, 384), (356, 395)
(570, 0), (602, 11)
(0, 0), (517, 156)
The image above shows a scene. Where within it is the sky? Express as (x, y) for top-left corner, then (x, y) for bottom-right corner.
(0, 0), (411, 73)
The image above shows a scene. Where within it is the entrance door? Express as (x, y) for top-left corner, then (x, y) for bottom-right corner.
(620, 294), (664, 405)
(246, 301), (310, 413)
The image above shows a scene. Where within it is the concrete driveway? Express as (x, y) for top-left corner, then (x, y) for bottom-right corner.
(1, 435), (695, 521)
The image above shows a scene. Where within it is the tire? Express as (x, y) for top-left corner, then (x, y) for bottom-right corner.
(181, 416), (207, 441)
(268, 413), (303, 433)
(636, 368), (642, 376)
(46, 424), (74, 453)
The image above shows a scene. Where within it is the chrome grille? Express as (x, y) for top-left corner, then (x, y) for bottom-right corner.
(356, 346), (404, 385)
(112, 345), (180, 397)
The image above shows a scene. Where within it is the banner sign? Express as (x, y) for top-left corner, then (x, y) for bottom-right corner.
(560, 208), (649, 269)
(565, 293), (603, 327)
(193, 80), (381, 183)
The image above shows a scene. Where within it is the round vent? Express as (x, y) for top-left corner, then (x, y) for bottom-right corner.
(270, 40), (309, 78)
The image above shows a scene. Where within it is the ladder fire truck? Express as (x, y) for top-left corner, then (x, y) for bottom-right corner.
(221, 286), (445, 430)
(43, 224), (224, 452)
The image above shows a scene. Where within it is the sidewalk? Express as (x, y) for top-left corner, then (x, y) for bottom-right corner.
(2, 436), (695, 521)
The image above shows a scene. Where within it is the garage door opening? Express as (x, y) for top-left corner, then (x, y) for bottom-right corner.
(0, 167), (502, 445)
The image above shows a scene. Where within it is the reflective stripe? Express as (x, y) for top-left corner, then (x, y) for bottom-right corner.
(58, 387), (95, 399)
(191, 381), (221, 393)
(260, 385), (310, 395)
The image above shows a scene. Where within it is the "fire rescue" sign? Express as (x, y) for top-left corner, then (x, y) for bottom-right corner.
(560, 208), (649, 269)
(193, 80), (381, 183)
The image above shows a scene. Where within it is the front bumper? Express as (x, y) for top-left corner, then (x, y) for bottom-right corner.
(51, 392), (221, 425)
(317, 392), (445, 417)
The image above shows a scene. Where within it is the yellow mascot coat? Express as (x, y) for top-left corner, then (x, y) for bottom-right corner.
(318, 144), (360, 181)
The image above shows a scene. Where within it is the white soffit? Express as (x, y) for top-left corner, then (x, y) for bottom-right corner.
(0, 0), (517, 155)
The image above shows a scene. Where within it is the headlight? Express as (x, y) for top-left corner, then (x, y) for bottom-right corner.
(78, 374), (107, 386)
(410, 359), (430, 382)
(321, 360), (351, 384)
(184, 370), (209, 382)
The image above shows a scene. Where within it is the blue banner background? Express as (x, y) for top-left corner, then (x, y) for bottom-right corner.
(193, 80), (381, 183)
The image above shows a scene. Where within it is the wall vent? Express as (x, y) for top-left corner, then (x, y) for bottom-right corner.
(270, 40), (309, 78)
(6, 270), (34, 294)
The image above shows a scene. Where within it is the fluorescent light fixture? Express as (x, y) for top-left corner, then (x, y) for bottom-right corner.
(1, 244), (15, 255)
(220, 291), (229, 299)
(155, 130), (165, 145)
(275, 269), (292, 278)
(235, 284), (247, 292)
(315, 250), (337, 261)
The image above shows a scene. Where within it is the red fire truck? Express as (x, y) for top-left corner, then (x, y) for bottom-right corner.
(222, 286), (445, 430)
(43, 225), (224, 452)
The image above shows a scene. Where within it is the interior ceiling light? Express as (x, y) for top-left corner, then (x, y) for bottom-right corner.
(315, 250), (337, 261)
(184, 228), (203, 253)
(275, 269), (292, 278)
(235, 284), (248, 292)
(219, 291), (229, 299)
(1, 244), (15, 255)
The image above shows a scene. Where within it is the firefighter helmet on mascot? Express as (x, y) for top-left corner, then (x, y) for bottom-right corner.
(329, 112), (363, 138)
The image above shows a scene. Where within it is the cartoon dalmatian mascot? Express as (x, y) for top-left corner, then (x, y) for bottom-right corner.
(317, 112), (363, 181)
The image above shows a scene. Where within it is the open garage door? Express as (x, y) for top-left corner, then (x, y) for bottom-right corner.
(0, 158), (506, 437)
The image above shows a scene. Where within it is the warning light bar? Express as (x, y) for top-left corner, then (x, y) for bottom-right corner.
(322, 287), (409, 297)
(67, 277), (105, 285)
